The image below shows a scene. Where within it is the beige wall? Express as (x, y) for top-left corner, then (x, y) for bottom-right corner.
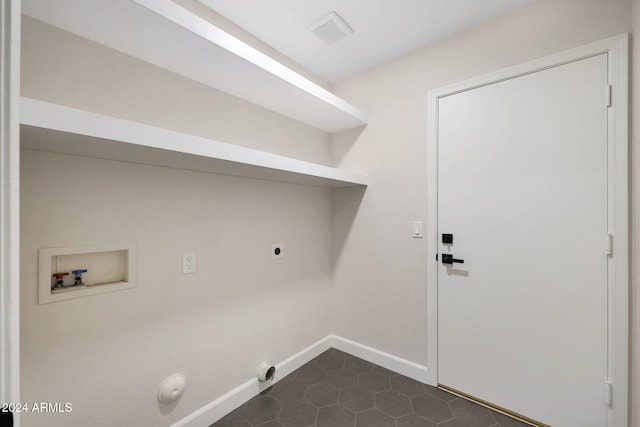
(19, 0), (640, 425)
(20, 17), (335, 427)
(331, 0), (636, 421)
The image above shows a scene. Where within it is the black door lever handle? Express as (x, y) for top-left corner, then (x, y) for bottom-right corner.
(442, 254), (464, 264)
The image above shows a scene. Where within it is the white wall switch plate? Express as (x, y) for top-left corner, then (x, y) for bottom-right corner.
(412, 221), (423, 238)
(183, 252), (196, 274)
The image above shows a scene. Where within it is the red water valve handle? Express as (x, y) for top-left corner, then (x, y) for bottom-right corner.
(52, 272), (69, 279)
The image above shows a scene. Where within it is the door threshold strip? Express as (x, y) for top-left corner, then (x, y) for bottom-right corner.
(437, 384), (550, 427)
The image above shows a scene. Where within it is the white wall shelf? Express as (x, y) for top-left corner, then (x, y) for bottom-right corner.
(20, 98), (368, 188)
(21, 0), (368, 133)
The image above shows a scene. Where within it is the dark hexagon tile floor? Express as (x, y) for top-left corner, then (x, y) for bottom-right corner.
(211, 348), (531, 427)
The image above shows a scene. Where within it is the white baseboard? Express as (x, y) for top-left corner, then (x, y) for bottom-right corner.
(173, 334), (429, 427)
(330, 335), (429, 384)
(173, 336), (333, 427)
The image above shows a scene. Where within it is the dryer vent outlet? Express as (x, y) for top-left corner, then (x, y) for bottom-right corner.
(257, 362), (276, 382)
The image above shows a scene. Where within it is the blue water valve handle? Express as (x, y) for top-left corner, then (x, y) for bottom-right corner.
(72, 269), (88, 286)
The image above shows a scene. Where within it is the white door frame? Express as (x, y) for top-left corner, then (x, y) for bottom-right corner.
(0, 0), (20, 423)
(426, 34), (629, 427)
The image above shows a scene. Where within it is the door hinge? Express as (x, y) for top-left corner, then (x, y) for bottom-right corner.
(605, 84), (612, 107)
(605, 234), (613, 256)
(605, 382), (613, 406)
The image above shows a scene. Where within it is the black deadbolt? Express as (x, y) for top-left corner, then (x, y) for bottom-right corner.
(442, 233), (453, 244)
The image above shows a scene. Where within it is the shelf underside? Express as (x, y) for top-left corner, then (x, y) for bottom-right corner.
(20, 97), (367, 188)
(21, 126), (366, 188)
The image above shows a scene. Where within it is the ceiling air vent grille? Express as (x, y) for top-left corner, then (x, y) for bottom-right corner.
(309, 11), (353, 45)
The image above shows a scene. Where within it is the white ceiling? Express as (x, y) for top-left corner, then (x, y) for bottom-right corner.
(198, 0), (534, 83)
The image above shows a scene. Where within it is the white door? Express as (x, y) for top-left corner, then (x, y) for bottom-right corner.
(437, 54), (608, 427)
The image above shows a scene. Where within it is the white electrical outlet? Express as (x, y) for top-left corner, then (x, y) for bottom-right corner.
(183, 252), (196, 274)
(272, 244), (284, 260)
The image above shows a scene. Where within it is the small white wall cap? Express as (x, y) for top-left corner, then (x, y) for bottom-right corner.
(158, 373), (186, 405)
(309, 11), (354, 45)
